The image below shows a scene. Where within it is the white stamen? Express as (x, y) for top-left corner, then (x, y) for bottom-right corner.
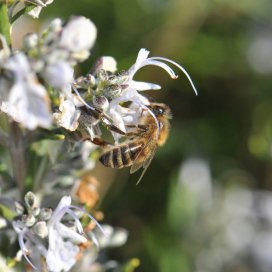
(131, 59), (178, 79)
(18, 230), (37, 270)
(89, 231), (99, 249)
(149, 56), (198, 96)
(72, 86), (95, 111)
(131, 101), (160, 140)
(18, 231), (28, 253)
(64, 208), (84, 234)
(69, 205), (106, 237)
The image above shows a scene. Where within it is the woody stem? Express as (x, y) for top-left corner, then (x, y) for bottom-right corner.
(9, 122), (26, 195)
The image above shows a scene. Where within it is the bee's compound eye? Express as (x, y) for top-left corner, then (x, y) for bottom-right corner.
(155, 107), (164, 115)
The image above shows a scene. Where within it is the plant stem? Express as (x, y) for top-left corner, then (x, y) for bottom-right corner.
(8, 122), (26, 195)
(0, 2), (11, 45)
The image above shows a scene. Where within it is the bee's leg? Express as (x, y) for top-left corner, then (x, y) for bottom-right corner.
(99, 113), (126, 135)
(125, 124), (148, 137)
(104, 124), (126, 135)
(126, 124), (148, 131)
(89, 137), (113, 147)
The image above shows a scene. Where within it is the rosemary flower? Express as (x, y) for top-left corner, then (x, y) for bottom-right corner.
(0, 53), (52, 130)
(106, 48), (198, 139)
(12, 193), (103, 272)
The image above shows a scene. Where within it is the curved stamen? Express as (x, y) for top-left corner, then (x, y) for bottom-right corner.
(69, 205), (106, 237)
(149, 57), (198, 96)
(134, 59), (178, 79)
(64, 208), (84, 234)
(72, 86), (95, 111)
(130, 101), (160, 140)
(18, 230), (28, 253)
(18, 230), (37, 270)
(89, 231), (99, 249)
(22, 250), (37, 270)
(87, 232), (100, 263)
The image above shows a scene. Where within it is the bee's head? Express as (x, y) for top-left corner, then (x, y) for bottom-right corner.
(148, 103), (172, 119)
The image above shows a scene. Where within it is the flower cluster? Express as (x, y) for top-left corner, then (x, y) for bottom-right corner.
(0, 15), (196, 143)
(73, 48), (198, 142)
(0, 16), (97, 130)
(12, 192), (102, 272)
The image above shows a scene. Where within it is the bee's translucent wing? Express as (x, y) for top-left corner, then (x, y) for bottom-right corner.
(135, 147), (157, 185)
(130, 157), (144, 174)
(129, 136), (154, 174)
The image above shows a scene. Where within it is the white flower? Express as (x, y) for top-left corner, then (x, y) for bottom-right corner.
(13, 196), (104, 272)
(44, 61), (74, 89)
(105, 48), (198, 137)
(59, 17), (97, 61)
(27, 0), (54, 18)
(94, 56), (117, 73)
(53, 98), (81, 131)
(127, 48), (198, 94)
(46, 196), (87, 272)
(0, 53), (52, 130)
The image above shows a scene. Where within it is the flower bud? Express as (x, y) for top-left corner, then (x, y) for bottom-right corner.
(15, 201), (25, 215)
(108, 70), (129, 85)
(22, 214), (36, 227)
(24, 192), (38, 210)
(39, 208), (52, 221)
(49, 18), (62, 32)
(33, 221), (48, 238)
(23, 33), (38, 50)
(96, 69), (108, 81)
(104, 85), (122, 99)
(59, 17), (97, 53)
(92, 95), (109, 111)
(31, 207), (41, 217)
(74, 74), (96, 89)
(93, 56), (117, 73)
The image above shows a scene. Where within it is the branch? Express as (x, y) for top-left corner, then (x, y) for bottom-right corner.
(8, 122), (26, 194)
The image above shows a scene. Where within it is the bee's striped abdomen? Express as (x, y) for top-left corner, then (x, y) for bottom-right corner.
(99, 142), (143, 169)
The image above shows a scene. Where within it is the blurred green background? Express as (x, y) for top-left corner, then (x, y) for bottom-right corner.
(31, 0), (272, 271)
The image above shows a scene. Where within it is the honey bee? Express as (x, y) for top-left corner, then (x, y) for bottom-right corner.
(99, 103), (172, 183)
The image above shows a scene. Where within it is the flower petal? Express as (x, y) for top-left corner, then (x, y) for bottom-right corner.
(130, 80), (161, 91)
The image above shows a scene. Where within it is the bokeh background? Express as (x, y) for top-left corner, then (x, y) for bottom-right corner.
(18, 0), (272, 271)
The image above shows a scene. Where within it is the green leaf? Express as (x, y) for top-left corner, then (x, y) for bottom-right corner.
(31, 139), (64, 164)
(0, 3), (11, 45)
(0, 204), (16, 220)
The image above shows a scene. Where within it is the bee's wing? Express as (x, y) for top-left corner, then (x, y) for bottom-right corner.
(130, 137), (157, 185)
(135, 147), (157, 185)
(130, 159), (144, 174)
